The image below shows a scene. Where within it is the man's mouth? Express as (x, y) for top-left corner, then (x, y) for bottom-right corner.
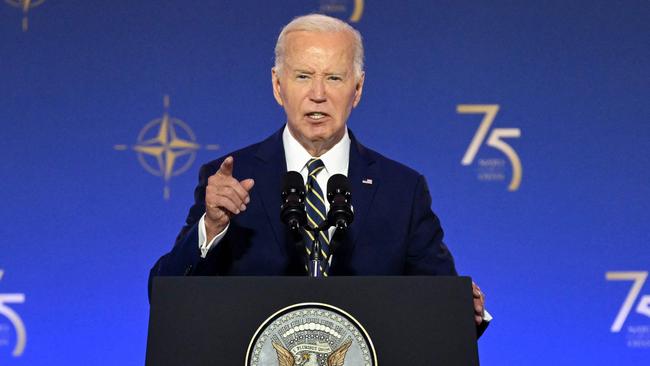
(305, 112), (330, 120)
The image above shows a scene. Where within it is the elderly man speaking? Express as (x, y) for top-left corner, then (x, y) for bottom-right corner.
(150, 14), (488, 329)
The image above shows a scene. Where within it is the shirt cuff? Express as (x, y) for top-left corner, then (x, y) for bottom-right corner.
(198, 213), (229, 258)
(483, 309), (493, 322)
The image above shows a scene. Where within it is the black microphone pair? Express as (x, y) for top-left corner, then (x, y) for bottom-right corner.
(280, 171), (354, 232)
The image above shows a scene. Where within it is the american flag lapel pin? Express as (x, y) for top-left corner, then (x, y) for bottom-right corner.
(362, 178), (373, 185)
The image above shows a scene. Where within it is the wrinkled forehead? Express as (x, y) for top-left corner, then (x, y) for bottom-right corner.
(283, 31), (356, 72)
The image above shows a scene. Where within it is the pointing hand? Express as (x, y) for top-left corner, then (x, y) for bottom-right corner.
(204, 156), (254, 241)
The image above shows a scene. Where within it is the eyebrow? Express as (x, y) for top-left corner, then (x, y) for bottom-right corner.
(293, 69), (347, 77)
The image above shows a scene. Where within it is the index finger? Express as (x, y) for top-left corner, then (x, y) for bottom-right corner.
(219, 156), (234, 176)
(472, 282), (482, 298)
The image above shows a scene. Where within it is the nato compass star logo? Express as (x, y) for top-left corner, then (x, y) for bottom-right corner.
(5, 0), (46, 31)
(114, 95), (219, 200)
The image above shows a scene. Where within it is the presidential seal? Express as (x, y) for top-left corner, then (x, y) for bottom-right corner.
(246, 303), (377, 366)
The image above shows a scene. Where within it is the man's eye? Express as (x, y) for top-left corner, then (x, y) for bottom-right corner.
(328, 76), (343, 81)
(296, 74), (309, 80)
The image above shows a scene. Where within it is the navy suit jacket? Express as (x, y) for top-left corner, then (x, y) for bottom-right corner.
(149, 127), (457, 287)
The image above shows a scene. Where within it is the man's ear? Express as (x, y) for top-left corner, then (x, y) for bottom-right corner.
(271, 67), (284, 106)
(352, 72), (365, 108)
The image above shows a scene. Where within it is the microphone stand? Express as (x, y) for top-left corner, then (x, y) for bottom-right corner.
(308, 236), (323, 277)
(303, 221), (350, 277)
(303, 222), (330, 278)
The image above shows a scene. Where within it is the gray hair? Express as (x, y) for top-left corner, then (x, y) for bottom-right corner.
(274, 14), (365, 80)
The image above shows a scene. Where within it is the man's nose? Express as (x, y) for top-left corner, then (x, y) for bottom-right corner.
(308, 78), (326, 103)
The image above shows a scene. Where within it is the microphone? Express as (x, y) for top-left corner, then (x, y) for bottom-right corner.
(327, 174), (353, 230)
(280, 171), (307, 231)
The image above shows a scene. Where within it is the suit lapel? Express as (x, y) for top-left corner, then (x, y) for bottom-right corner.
(252, 128), (291, 254)
(344, 131), (379, 254)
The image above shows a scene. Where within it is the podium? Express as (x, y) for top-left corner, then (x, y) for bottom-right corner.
(146, 276), (479, 365)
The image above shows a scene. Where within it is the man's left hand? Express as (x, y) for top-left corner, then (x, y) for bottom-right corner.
(472, 282), (486, 326)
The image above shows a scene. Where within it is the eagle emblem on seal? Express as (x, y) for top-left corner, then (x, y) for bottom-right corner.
(272, 340), (353, 366)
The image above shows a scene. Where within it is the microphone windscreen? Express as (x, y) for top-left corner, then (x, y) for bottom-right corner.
(282, 171), (305, 193)
(327, 174), (351, 202)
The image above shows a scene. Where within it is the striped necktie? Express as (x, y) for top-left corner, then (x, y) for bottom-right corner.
(304, 158), (330, 275)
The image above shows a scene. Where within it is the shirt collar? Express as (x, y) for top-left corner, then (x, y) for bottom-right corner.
(282, 124), (350, 176)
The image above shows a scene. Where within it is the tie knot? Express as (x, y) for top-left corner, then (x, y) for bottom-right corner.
(307, 158), (325, 176)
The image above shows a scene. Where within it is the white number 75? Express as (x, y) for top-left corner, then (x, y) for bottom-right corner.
(606, 271), (650, 332)
(0, 270), (27, 356)
(457, 104), (522, 191)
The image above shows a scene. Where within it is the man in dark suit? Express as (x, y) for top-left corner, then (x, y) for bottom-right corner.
(150, 14), (488, 328)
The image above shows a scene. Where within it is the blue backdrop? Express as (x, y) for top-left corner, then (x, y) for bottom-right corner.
(1, 1), (649, 364)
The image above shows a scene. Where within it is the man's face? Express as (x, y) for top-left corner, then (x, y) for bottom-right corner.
(272, 30), (364, 155)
